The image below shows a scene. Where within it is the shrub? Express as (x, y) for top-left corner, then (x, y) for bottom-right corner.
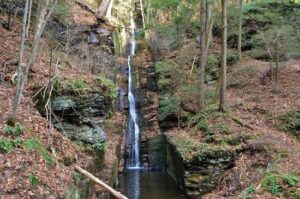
(4, 124), (25, 136)
(0, 137), (20, 153)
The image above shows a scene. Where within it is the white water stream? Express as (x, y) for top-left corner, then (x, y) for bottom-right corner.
(127, 11), (141, 169)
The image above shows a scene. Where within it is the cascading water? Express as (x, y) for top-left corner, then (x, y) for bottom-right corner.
(119, 10), (185, 199)
(126, 11), (141, 169)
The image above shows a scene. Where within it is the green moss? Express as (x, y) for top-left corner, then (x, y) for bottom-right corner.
(168, 136), (232, 163)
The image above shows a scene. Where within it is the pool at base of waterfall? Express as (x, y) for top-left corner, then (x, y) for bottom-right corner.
(118, 170), (186, 199)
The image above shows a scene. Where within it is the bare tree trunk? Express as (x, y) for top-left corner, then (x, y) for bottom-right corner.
(105, 0), (114, 20)
(219, 0), (227, 112)
(9, 0), (57, 121)
(274, 40), (279, 92)
(238, 0), (243, 62)
(205, 2), (214, 55)
(7, 6), (13, 31)
(26, 0), (33, 38)
(140, 0), (146, 29)
(9, 0), (30, 122)
(198, 0), (207, 109)
(98, 0), (112, 19)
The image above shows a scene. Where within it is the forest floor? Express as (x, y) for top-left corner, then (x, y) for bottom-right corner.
(158, 37), (300, 198)
(223, 58), (300, 198)
(0, 4), (123, 199)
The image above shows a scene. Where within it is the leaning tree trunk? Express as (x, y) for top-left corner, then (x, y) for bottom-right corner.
(198, 0), (207, 109)
(219, 0), (227, 112)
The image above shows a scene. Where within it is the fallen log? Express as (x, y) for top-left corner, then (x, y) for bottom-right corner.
(231, 116), (254, 130)
(74, 165), (128, 199)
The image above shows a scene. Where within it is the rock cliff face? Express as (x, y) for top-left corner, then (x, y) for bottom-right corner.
(35, 87), (111, 144)
(51, 92), (110, 144)
(166, 141), (235, 198)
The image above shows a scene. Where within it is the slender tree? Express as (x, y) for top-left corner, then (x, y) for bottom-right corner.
(198, 0), (207, 109)
(9, 0), (57, 122)
(237, 0), (243, 61)
(219, 0), (227, 112)
(9, 0), (29, 123)
(25, 0), (33, 38)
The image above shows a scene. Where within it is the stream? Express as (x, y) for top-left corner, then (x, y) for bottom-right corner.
(119, 170), (185, 199)
(120, 11), (185, 199)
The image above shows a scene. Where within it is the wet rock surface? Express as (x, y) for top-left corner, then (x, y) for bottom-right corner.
(35, 91), (111, 144)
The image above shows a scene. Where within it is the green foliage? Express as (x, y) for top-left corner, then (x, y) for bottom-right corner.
(0, 137), (20, 153)
(24, 138), (53, 164)
(282, 174), (300, 186)
(213, 124), (230, 134)
(236, 65), (258, 76)
(188, 106), (217, 129)
(67, 79), (88, 90)
(155, 60), (182, 92)
(262, 173), (300, 196)
(151, 0), (180, 10)
(247, 185), (256, 195)
(52, 76), (62, 91)
(92, 142), (106, 153)
(169, 136), (232, 162)
(262, 173), (283, 196)
(227, 50), (239, 65)
(72, 171), (81, 185)
(279, 110), (300, 138)
(158, 95), (180, 120)
(97, 77), (118, 100)
(4, 124), (25, 136)
(227, 1), (300, 60)
(227, 80), (241, 88)
(207, 55), (220, 68)
(29, 173), (39, 187)
(204, 88), (216, 104)
(53, 1), (71, 26)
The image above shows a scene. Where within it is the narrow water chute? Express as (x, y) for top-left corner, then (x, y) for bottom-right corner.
(127, 11), (141, 169)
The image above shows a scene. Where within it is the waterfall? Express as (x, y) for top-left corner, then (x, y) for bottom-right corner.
(127, 11), (141, 169)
